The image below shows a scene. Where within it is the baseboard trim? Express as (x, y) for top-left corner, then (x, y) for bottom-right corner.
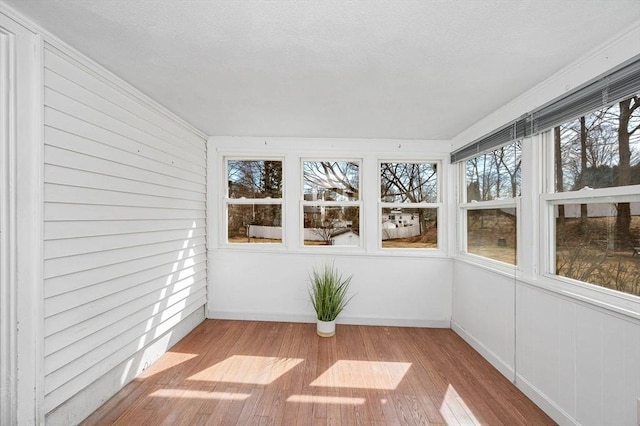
(207, 310), (450, 328)
(515, 374), (579, 426)
(452, 320), (579, 426)
(451, 320), (515, 381)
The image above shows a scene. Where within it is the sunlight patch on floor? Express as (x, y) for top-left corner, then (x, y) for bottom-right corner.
(310, 360), (411, 390)
(286, 394), (366, 405)
(149, 389), (251, 400)
(188, 355), (304, 385)
(439, 384), (480, 424)
(137, 351), (198, 379)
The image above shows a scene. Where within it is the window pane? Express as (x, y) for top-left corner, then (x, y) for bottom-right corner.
(466, 208), (517, 264)
(228, 204), (282, 243)
(380, 162), (437, 203)
(228, 160), (282, 199)
(554, 202), (640, 296)
(303, 205), (359, 246)
(553, 96), (640, 192)
(381, 207), (437, 248)
(465, 141), (521, 201)
(303, 161), (359, 201)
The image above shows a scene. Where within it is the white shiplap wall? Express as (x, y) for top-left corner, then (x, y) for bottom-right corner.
(452, 262), (640, 426)
(42, 43), (207, 422)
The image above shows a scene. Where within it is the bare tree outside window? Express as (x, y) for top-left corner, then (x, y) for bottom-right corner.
(380, 162), (438, 248)
(303, 205), (359, 245)
(303, 161), (358, 201)
(463, 141), (520, 264)
(302, 161), (360, 246)
(228, 160), (282, 199)
(226, 160), (283, 243)
(552, 95), (640, 296)
(381, 162), (437, 203)
(553, 100), (639, 193)
(227, 204), (282, 243)
(465, 142), (521, 201)
(554, 202), (640, 297)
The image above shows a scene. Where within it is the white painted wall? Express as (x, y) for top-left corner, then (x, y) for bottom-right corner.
(516, 282), (640, 426)
(210, 251), (452, 327)
(451, 261), (516, 379)
(452, 24), (640, 426)
(208, 137), (453, 327)
(41, 39), (208, 424)
(454, 264), (640, 426)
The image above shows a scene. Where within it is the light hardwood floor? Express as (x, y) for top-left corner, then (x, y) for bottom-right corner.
(82, 320), (556, 425)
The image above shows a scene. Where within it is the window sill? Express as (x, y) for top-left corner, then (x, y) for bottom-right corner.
(453, 255), (640, 321)
(454, 252), (519, 278)
(210, 245), (451, 260)
(519, 274), (640, 321)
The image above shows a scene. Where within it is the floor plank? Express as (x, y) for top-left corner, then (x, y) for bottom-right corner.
(81, 320), (556, 426)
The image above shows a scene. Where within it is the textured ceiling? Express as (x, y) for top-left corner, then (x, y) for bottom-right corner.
(5, 0), (640, 140)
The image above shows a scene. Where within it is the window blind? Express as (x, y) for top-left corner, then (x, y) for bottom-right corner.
(451, 54), (640, 163)
(449, 119), (526, 163)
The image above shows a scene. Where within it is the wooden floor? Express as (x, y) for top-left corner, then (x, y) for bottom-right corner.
(82, 320), (556, 425)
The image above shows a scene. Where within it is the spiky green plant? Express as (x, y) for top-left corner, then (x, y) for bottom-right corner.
(309, 261), (353, 322)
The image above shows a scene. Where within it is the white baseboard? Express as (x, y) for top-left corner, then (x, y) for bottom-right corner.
(207, 310), (313, 324)
(339, 316), (450, 328)
(515, 374), (579, 426)
(207, 310), (450, 328)
(452, 320), (579, 426)
(46, 307), (205, 426)
(451, 320), (515, 381)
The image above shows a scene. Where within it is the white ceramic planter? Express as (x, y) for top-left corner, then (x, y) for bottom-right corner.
(316, 319), (336, 337)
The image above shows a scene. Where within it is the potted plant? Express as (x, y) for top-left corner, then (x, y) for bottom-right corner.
(308, 261), (354, 337)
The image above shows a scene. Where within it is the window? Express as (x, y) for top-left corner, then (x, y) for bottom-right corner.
(553, 101), (640, 192)
(552, 201), (640, 296)
(302, 160), (360, 247)
(225, 159), (283, 244)
(461, 141), (521, 264)
(380, 162), (439, 249)
(547, 94), (640, 296)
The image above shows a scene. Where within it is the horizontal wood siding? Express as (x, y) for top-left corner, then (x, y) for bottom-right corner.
(43, 43), (207, 416)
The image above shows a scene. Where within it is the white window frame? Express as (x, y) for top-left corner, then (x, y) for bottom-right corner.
(378, 160), (442, 251)
(300, 158), (363, 250)
(222, 157), (285, 248)
(458, 142), (522, 271)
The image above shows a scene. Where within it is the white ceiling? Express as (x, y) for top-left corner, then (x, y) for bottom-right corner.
(5, 0), (640, 140)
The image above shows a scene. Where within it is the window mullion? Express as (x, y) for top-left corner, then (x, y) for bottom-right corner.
(226, 198), (283, 205)
(543, 185), (640, 203)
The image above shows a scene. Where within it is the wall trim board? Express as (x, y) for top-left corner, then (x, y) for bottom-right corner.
(516, 275), (640, 324)
(209, 136), (452, 155)
(515, 374), (579, 426)
(208, 310), (450, 329)
(453, 256), (518, 280)
(46, 306), (205, 425)
(454, 257), (640, 323)
(0, 11), (45, 424)
(18, 29), (45, 426)
(0, 19), (19, 426)
(451, 320), (515, 382)
(211, 247), (453, 261)
(0, 1), (39, 33)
